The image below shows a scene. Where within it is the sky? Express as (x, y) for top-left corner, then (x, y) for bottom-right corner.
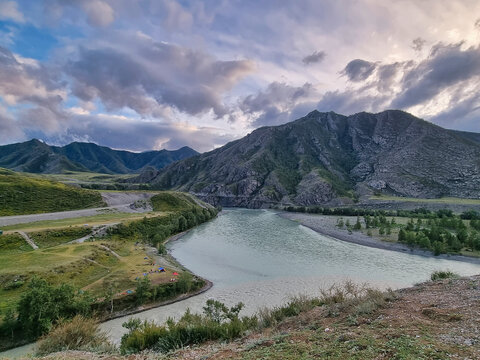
(1, 0), (480, 152)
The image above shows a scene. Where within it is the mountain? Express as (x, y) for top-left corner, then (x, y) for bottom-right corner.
(0, 140), (198, 174)
(143, 110), (480, 207)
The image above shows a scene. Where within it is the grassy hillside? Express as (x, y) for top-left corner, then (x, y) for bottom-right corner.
(0, 191), (218, 351)
(0, 168), (106, 216)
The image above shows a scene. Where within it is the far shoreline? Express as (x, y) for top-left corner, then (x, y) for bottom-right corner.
(279, 211), (480, 265)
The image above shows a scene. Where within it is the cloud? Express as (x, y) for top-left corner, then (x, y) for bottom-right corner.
(0, 1), (25, 23)
(241, 82), (318, 126)
(82, 0), (114, 27)
(392, 43), (480, 109)
(39, 113), (235, 152)
(44, 0), (114, 27)
(342, 59), (376, 82)
(0, 46), (65, 108)
(302, 50), (326, 65)
(67, 33), (254, 118)
(411, 37), (427, 52)
(0, 105), (23, 143)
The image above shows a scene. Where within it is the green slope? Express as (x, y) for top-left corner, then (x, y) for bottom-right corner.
(0, 168), (106, 216)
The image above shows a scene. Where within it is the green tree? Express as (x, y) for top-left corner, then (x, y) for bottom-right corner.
(176, 272), (193, 293)
(17, 277), (90, 339)
(1, 308), (17, 340)
(135, 276), (152, 305)
(353, 217), (362, 230)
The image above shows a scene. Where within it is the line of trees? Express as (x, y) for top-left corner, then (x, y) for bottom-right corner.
(283, 205), (471, 219)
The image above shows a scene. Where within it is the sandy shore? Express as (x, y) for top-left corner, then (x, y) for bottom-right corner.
(279, 211), (480, 265)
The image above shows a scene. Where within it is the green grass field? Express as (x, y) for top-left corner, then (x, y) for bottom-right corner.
(0, 191), (215, 317)
(0, 168), (106, 216)
(369, 195), (480, 205)
(41, 171), (135, 185)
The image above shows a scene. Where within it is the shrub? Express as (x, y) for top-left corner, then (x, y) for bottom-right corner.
(430, 270), (459, 281)
(35, 316), (112, 356)
(120, 300), (253, 354)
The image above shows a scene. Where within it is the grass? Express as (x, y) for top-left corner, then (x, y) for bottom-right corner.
(150, 191), (203, 212)
(1, 211), (164, 232)
(0, 233), (33, 254)
(36, 316), (113, 356)
(0, 168), (106, 216)
(369, 194), (480, 205)
(42, 171), (134, 185)
(28, 227), (92, 248)
(430, 270), (459, 281)
(0, 237), (180, 314)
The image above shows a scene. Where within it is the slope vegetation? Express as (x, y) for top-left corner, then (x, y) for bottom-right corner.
(0, 168), (105, 216)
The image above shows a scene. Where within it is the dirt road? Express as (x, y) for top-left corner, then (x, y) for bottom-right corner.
(0, 192), (156, 227)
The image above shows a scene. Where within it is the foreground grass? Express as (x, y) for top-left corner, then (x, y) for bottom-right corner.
(0, 168), (106, 216)
(37, 275), (480, 359)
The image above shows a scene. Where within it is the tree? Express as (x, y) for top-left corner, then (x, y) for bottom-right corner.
(353, 217), (362, 230)
(1, 308), (17, 340)
(176, 272), (193, 293)
(17, 277), (90, 339)
(135, 276), (152, 305)
(398, 229), (407, 243)
(102, 278), (120, 314)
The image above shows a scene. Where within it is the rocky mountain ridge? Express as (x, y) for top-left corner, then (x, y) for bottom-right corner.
(0, 139), (198, 174)
(143, 110), (480, 207)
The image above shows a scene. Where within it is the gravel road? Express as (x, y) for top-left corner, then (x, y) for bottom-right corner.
(0, 192), (156, 227)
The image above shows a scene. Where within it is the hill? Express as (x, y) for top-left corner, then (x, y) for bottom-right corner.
(143, 110), (480, 207)
(0, 140), (198, 174)
(0, 168), (106, 215)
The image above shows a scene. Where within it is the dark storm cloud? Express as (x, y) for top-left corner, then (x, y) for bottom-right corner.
(302, 50), (326, 65)
(342, 59), (376, 82)
(67, 35), (254, 118)
(392, 43), (480, 108)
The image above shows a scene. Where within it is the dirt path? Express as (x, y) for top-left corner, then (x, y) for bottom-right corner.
(68, 224), (118, 244)
(0, 192), (156, 227)
(17, 231), (38, 250)
(97, 244), (121, 259)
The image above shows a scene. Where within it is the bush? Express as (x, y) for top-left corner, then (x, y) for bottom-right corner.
(35, 316), (112, 356)
(430, 270), (459, 281)
(120, 300), (254, 354)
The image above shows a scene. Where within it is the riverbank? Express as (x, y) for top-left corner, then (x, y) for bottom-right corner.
(37, 273), (480, 359)
(101, 230), (213, 322)
(279, 211), (480, 265)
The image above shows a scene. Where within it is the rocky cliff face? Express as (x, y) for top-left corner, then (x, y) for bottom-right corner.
(145, 110), (480, 207)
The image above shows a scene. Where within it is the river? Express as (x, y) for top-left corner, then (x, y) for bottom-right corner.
(99, 209), (480, 344)
(3, 208), (480, 358)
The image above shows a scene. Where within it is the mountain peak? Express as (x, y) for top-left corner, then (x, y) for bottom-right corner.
(147, 109), (480, 208)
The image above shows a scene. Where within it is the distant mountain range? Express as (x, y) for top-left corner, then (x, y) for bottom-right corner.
(0, 139), (198, 174)
(139, 110), (480, 207)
